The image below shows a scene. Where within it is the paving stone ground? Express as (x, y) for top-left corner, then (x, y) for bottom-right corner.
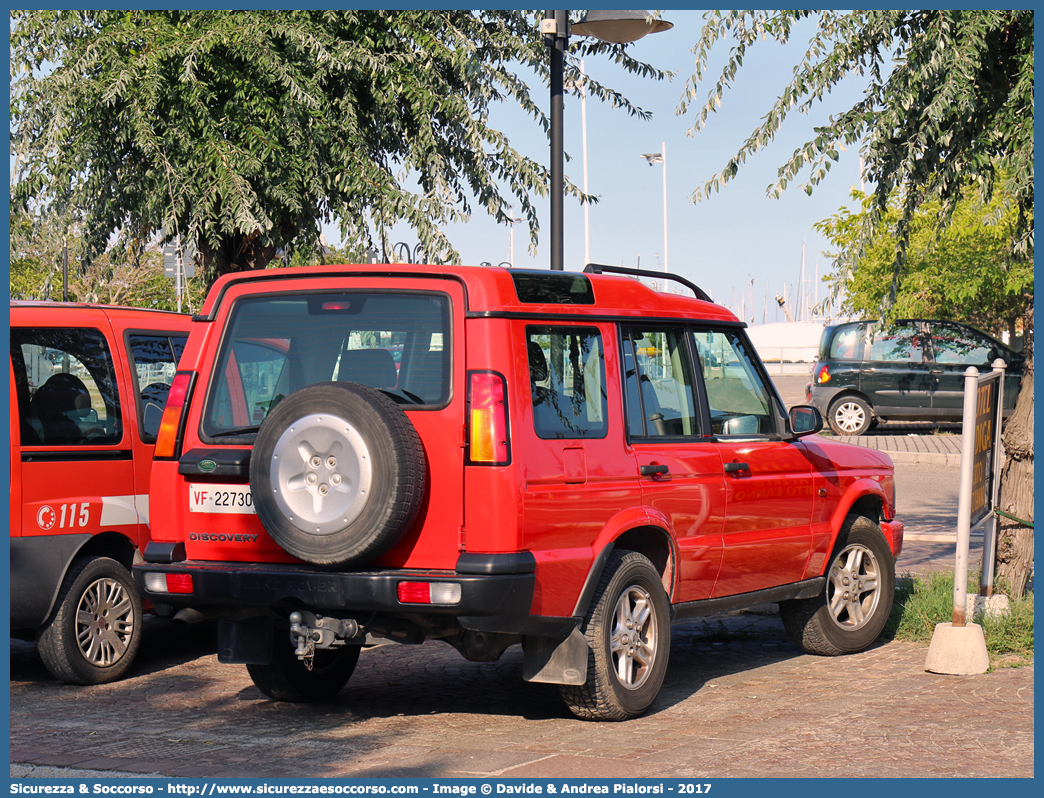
(9, 418), (1030, 780)
(10, 555), (1033, 781)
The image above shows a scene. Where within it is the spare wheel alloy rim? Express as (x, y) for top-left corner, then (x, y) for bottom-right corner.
(270, 413), (374, 534)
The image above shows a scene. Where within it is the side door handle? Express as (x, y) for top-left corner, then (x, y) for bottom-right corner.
(724, 462), (749, 474)
(639, 464), (669, 477)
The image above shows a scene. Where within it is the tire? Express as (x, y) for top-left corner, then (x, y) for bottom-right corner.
(780, 515), (895, 656)
(37, 557), (143, 685)
(250, 382), (426, 566)
(560, 551), (671, 721)
(247, 634), (360, 702)
(827, 395), (873, 436)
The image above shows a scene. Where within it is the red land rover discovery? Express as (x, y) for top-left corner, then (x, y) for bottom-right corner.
(135, 264), (903, 720)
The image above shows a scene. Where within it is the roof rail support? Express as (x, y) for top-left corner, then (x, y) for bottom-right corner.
(583, 263), (712, 303)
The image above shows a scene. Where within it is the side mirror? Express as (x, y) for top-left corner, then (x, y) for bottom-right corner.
(789, 405), (823, 437)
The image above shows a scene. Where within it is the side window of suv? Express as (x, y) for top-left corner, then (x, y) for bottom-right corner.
(693, 328), (774, 436)
(622, 328), (699, 437)
(527, 326), (608, 439)
(128, 334), (189, 442)
(12, 328), (122, 446)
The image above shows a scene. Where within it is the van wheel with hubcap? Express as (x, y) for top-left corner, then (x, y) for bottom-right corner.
(827, 395), (873, 436)
(560, 550), (670, 721)
(247, 636), (360, 702)
(250, 382), (426, 566)
(780, 515), (895, 655)
(37, 557), (142, 685)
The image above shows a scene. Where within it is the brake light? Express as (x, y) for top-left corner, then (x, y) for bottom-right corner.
(467, 371), (510, 465)
(816, 364), (831, 384)
(397, 581), (462, 605)
(154, 371), (195, 459)
(143, 572), (194, 594)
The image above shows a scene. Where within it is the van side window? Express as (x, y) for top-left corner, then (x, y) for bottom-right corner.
(128, 334), (189, 442)
(870, 324), (928, 363)
(930, 322), (997, 366)
(527, 326), (608, 439)
(829, 325), (865, 360)
(12, 328), (122, 446)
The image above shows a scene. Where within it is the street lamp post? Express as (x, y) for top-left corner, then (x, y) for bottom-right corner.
(543, 10), (672, 271)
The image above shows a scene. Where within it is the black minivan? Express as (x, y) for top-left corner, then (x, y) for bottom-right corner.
(807, 320), (1023, 435)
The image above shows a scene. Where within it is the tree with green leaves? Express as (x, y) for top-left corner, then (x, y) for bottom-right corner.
(9, 209), (206, 311)
(685, 9), (1033, 596)
(816, 188), (1033, 342)
(11, 9), (666, 286)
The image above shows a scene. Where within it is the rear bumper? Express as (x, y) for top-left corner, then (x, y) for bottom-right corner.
(880, 519), (904, 560)
(133, 553), (542, 635)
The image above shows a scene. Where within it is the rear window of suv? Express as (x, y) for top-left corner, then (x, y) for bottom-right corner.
(201, 291), (450, 438)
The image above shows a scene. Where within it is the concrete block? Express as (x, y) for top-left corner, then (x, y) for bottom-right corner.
(925, 622), (990, 675)
(967, 593), (1010, 620)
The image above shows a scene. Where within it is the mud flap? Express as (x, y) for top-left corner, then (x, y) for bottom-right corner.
(522, 627), (588, 685)
(218, 617), (275, 665)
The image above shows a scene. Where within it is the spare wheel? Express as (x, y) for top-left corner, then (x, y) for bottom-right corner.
(249, 382), (426, 566)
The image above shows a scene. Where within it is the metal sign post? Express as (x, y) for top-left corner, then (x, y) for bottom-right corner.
(979, 359), (1007, 597)
(925, 363), (1004, 674)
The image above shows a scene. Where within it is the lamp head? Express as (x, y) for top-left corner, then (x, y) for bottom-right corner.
(571, 10), (673, 44)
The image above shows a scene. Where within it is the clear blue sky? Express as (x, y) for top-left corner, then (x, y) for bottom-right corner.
(329, 10), (871, 325)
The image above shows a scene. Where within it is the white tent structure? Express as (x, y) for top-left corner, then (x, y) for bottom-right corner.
(746, 322), (824, 374)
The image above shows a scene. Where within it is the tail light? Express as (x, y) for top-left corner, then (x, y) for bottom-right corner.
(154, 371), (196, 459)
(467, 370), (510, 465)
(815, 363), (831, 384)
(143, 572), (194, 595)
(397, 581), (462, 605)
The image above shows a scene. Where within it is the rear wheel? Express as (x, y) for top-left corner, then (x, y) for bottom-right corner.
(247, 635), (360, 702)
(780, 515), (895, 655)
(37, 557), (142, 685)
(827, 395), (873, 436)
(560, 551), (670, 721)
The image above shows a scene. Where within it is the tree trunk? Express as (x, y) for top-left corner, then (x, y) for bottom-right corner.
(995, 305), (1033, 598)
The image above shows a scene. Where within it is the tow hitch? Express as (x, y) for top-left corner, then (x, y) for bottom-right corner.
(289, 611), (362, 670)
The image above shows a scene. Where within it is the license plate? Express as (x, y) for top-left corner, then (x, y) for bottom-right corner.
(188, 484), (257, 514)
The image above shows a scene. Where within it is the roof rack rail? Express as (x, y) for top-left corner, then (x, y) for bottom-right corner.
(583, 263), (712, 303)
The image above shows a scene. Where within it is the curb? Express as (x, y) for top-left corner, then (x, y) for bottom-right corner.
(879, 450), (961, 467)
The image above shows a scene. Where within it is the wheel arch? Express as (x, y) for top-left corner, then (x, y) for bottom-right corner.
(75, 531), (139, 572)
(828, 389), (875, 413)
(810, 483), (886, 578)
(571, 523), (675, 618)
(16, 532), (138, 631)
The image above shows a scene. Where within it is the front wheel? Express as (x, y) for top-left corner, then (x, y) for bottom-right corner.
(247, 634), (360, 702)
(827, 395), (873, 436)
(37, 556), (143, 685)
(780, 515), (895, 655)
(560, 551), (671, 721)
